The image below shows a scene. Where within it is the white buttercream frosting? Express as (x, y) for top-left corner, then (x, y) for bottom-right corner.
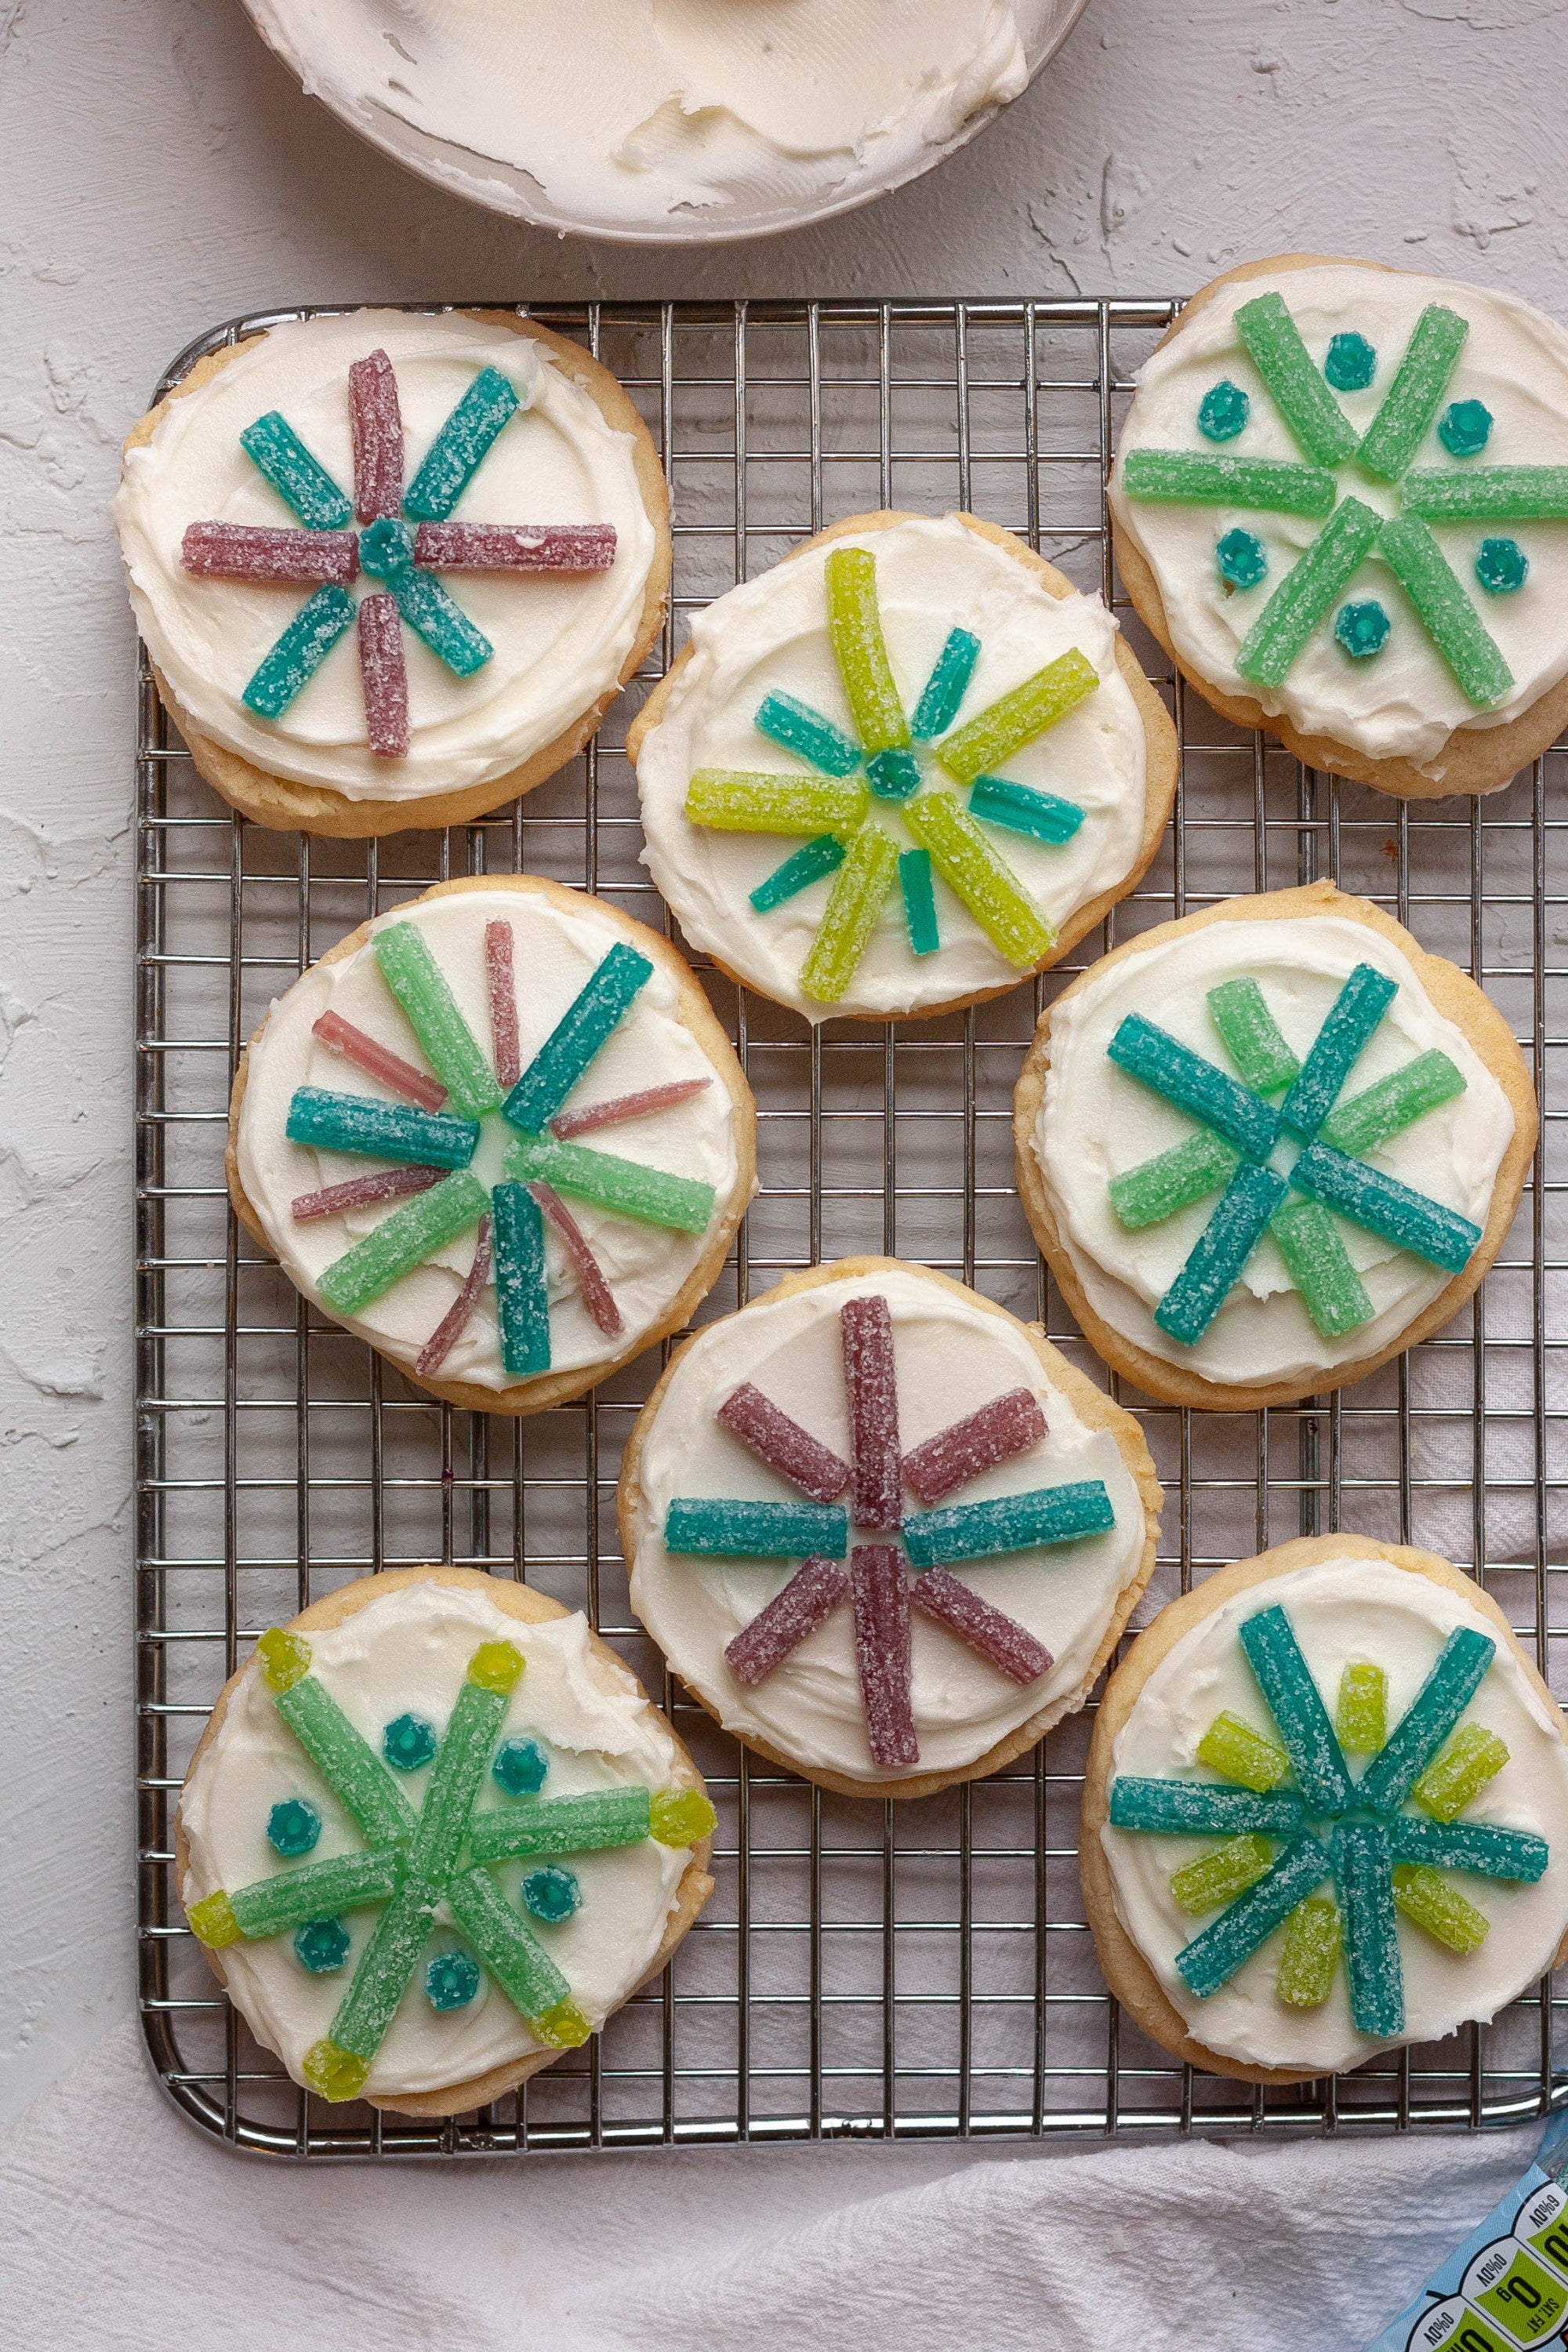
(235, 887), (745, 1392)
(636, 517), (1151, 1021)
(179, 1581), (695, 2099)
(1109, 263), (1568, 771)
(1031, 914), (1513, 1387)
(114, 310), (656, 804)
(626, 1268), (1149, 1783)
(1102, 1558), (1568, 2074)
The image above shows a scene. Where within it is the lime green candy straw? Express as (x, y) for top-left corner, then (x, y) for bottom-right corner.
(1169, 1832), (1274, 1916)
(1391, 1860), (1489, 1952)
(1378, 514), (1514, 707)
(1236, 495), (1383, 690)
(825, 547), (909, 754)
(1334, 1661), (1388, 1757)
(800, 822), (900, 1003)
(1195, 1711), (1291, 1795)
(1276, 1895), (1341, 2009)
(317, 1171), (488, 1318)
(902, 793), (1054, 969)
(685, 771), (869, 837)
(936, 648), (1099, 789)
(1412, 1722), (1509, 1822)
(373, 922), (501, 1120)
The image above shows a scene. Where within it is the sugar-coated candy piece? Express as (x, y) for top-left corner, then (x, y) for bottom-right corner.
(663, 1496), (849, 1561)
(469, 1787), (652, 1864)
(1269, 1197), (1374, 1339)
(301, 2038), (371, 2102)
(798, 822), (900, 1004)
(1403, 466), (1568, 521)
(902, 1387), (1047, 1506)
(753, 691), (862, 777)
(532, 1997), (593, 2048)
(1359, 1627), (1497, 1815)
(1216, 528), (1268, 590)
(285, 1086), (478, 1170)
(550, 1078), (712, 1141)
(1174, 1834), (1334, 1998)
(415, 1213), (493, 1377)
(187, 1890), (241, 1948)
(258, 1628), (312, 1691)
(1334, 1819), (1406, 2038)
(1325, 332), (1377, 394)
(1276, 1896), (1341, 2009)
(182, 522), (359, 584)
(357, 515), (414, 580)
(291, 1165), (442, 1223)
(1154, 1165), (1288, 1346)
(1412, 1722), (1509, 1821)
(1194, 1711), (1290, 1795)
(406, 1657), (518, 1894)
(650, 1788), (719, 1846)
(1475, 537), (1529, 595)
(1319, 1049), (1466, 1156)
(239, 411), (354, 529)
(1233, 292), (1361, 468)
(1335, 1662), (1388, 1757)
(267, 1798), (322, 1857)
(912, 628), (981, 740)
(372, 922), (502, 1120)
(328, 1879), (445, 2060)
(840, 1294), (902, 1530)
(522, 1865), (580, 1922)
(715, 1384), (850, 1504)
(1377, 514), (1514, 706)
(347, 349), (403, 521)
(1121, 450), (1338, 516)
(1238, 1605), (1354, 1817)
(1199, 379), (1250, 441)
(383, 1712), (437, 1772)
(851, 1544), (917, 1769)
(242, 585), (358, 719)
(1106, 1014), (1279, 1162)
(898, 848), (939, 956)
(505, 1134), (716, 1236)
(1107, 1778), (1306, 1837)
(274, 1678), (418, 1845)
(1387, 1815), (1547, 1882)
(312, 1009), (446, 1112)
(1356, 303), (1469, 482)
(527, 1180), (623, 1337)
(490, 1181), (550, 1378)
(1109, 1132), (1241, 1232)
(1236, 495), (1384, 690)
(466, 1632), (524, 1685)
(1334, 599), (1391, 661)
(356, 590), (409, 758)
(318, 1171), (489, 1317)
(492, 1736), (549, 1796)
(390, 564), (493, 677)
(751, 835), (847, 913)
(825, 546), (909, 754)
(1279, 963), (1398, 1138)
(294, 1917), (351, 1975)
(865, 748), (921, 800)
(1206, 978), (1300, 1095)
(900, 792), (1054, 968)
(1289, 1141), (1483, 1274)
(402, 365), (521, 521)
(425, 1948), (481, 2009)
(967, 776), (1085, 848)
(724, 1556), (851, 1684)
(909, 1569), (1052, 1686)
(685, 771), (869, 837)
(412, 521), (616, 572)
(902, 1478), (1114, 1567)
(229, 1848), (403, 1942)
(1391, 1862), (1489, 1953)
(937, 649), (1099, 787)
(502, 940), (653, 1135)
(1169, 1832), (1274, 1916)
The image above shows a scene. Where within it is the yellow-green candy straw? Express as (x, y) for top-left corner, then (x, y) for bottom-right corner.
(935, 648), (1098, 789)
(1392, 1861), (1489, 1953)
(1334, 1661), (1388, 1756)
(825, 547), (909, 754)
(1276, 1895), (1341, 2009)
(800, 823), (899, 1003)
(1196, 1711), (1291, 1794)
(1169, 1833), (1274, 1915)
(902, 792), (1054, 968)
(1412, 1722), (1508, 1821)
(685, 771), (869, 837)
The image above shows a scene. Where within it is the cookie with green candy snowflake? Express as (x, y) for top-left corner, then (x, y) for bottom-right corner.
(629, 512), (1177, 1022)
(1082, 1536), (1568, 2087)
(176, 1566), (717, 2118)
(1110, 255), (1568, 799)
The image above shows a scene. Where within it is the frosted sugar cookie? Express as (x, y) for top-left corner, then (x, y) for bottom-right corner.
(1111, 253), (1568, 797)
(177, 1566), (716, 2115)
(1082, 1536), (1568, 2085)
(114, 310), (669, 836)
(228, 875), (755, 1413)
(1015, 882), (1535, 1410)
(629, 512), (1177, 1020)
(617, 1258), (1161, 1798)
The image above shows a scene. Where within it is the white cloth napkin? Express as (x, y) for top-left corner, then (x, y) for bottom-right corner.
(0, 2016), (1544, 2350)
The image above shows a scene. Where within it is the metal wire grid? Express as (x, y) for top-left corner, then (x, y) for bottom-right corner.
(136, 297), (1567, 2159)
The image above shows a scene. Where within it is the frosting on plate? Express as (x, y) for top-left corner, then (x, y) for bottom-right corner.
(626, 1267), (1148, 1782)
(180, 1582), (693, 2098)
(1102, 1558), (1568, 2074)
(1031, 914), (1513, 1387)
(114, 310), (656, 804)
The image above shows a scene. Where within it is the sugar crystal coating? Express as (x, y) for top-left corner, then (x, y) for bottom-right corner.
(258, 1628), (312, 1692)
(1174, 1835), (1334, 1999)
(1403, 466), (1568, 521)
(357, 590), (409, 758)
(491, 1181), (550, 1377)
(521, 1866), (581, 1923)
(725, 1557), (849, 1684)
(1388, 1815), (1546, 1882)
(290, 1165), (442, 1224)
(272, 1678), (417, 1846)
(188, 1890), (241, 1948)
(1392, 1861), (1489, 1953)
(909, 1569), (1052, 1685)
(1236, 495), (1383, 690)
(1377, 514), (1513, 706)
(850, 1545), (917, 1769)
(841, 1294), (903, 1530)
(347, 348), (404, 522)
(1107, 1778), (1305, 1837)
(1123, 451), (1337, 515)
(484, 919), (521, 1091)
(447, 1865), (569, 2020)
(402, 365), (521, 522)
(900, 792), (1054, 968)
(1107, 1013), (1279, 1161)
(967, 777), (1084, 847)
(239, 411), (354, 529)
(502, 941), (654, 1136)
(901, 1387), (1047, 1507)
(1198, 379), (1250, 441)
(182, 522), (358, 584)
(1363, 1628), (1499, 1822)
(902, 1479), (1114, 1567)
(1108, 1131), (1240, 1232)
(753, 691), (861, 778)
(318, 1171), (489, 1318)
(382, 1712), (438, 1773)
(505, 1134), (715, 1236)
(1154, 1164), (1287, 1345)
(1334, 1819), (1405, 2036)
(1238, 1606), (1353, 1817)
(302, 2038), (371, 2102)
(824, 546), (909, 754)
(1413, 1722), (1509, 1821)
(865, 747), (921, 800)
(1318, 1049), (1466, 1156)
(1269, 1196), (1374, 1339)
(1207, 977), (1300, 1094)
(469, 1788), (652, 1864)
(715, 1384), (850, 1504)
(664, 1496), (848, 1560)
(1169, 1832), (1274, 1916)
(373, 923), (501, 1121)
(1334, 1662), (1388, 1757)
(1194, 1711), (1290, 1794)
(1276, 1895), (1341, 2008)
(231, 1850), (403, 1942)
(242, 584), (357, 720)
(412, 522), (615, 572)
(389, 564), (492, 677)
(1355, 303), (1468, 482)
(684, 771), (869, 837)
(1233, 292), (1360, 469)
(294, 1917), (351, 1975)
(267, 1798), (322, 1857)
(492, 1735), (549, 1796)
(936, 648), (1099, 786)
(425, 1949), (483, 2010)
(415, 1214), (494, 1377)
(798, 822), (900, 1004)
(1288, 1142), (1483, 1274)
(285, 1086), (478, 1171)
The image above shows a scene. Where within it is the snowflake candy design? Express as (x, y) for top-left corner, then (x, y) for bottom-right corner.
(682, 542), (1108, 1004)
(1107, 1600), (1548, 2035)
(662, 1290), (1119, 1768)
(187, 1622), (715, 2100)
(284, 911), (722, 1381)
(1102, 956), (1482, 1348)
(180, 346), (617, 757)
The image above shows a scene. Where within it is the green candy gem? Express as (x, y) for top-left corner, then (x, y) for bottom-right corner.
(358, 516), (415, 579)
(1438, 398), (1493, 458)
(1198, 379), (1249, 442)
(1216, 528), (1268, 590)
(267, 1798), (321, 1857)
(293, 1916), (350, 1974)
(1475, 535), (1528, 594)
(382, 1713), (438, 1772)
(521, 1865), (581, 1923)
(492, 1735), (549, 1796)
(425, 1949), (482, 2011)
(1334, 599), (1391, 659)
(1323, 332), (1376, 393)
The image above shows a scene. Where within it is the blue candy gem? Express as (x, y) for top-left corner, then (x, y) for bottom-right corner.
(1323, 332), (1377, 393)
(383, 1713), (437, 1772)
(425, 1949), (482, 2011)
(1216, 528), (1268, 591)
(522, 1866), (581, 1924)
(1334, 600), (1391, 660)
(1438, 400), (1492, 459)
(359, 516), (416, 579)
(492, 1735), (549, 1795)
(1198, 380), (1249, 442)
(293, 1916), (350, 1973)
(1475, 536), (1527, 595)
(267, 1798), (321, 1857)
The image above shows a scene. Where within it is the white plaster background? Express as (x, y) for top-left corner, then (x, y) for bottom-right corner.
(3, 0), (1567, 2129)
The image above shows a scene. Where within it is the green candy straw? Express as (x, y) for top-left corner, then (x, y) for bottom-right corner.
(1377, 514), (1514, 706)
(825, 546), (909, 753)
(1335, 1662), (1388, 1757)
(936, 649), (1099, 787)
(1402, 465), (1568, 521)
(1276, 1896), (1341, 2009)
(1121, 450), (1338, 517)
(1270, 1196), (1374, 1339)
(273, 1677), (418, 1846)
(1207, 977), (1300, 1094)
(470, 1787), (653, 1864)
(230, 1848), (402, 1942)
(1235, 495), (1383, 690)
(1412, 1722), (1509, 1822)
(446, 1865), (570, 2019)
(799, 822), (900, 1003)
(1233, 291), (1360, 468)
(1356, 304), (1468, 483)
(1108, 1132), (1240, 1232)
(317, 1171), (488, 1316)
(1319, 1049), (1466, 1156)
(504, 1134), (717, 1233)
(1391, 1861), (1488, 1953)
(685, 772), (869, 837)
(902, 792), (1054, 969)
(373, 923), (501, 1119)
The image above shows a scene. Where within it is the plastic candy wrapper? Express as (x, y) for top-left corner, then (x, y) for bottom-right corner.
(1233, 292), (1361, 469)
(1121, 449), (1337, 515)
(714, 1384), (851, 1504)
(724, 1556), (850, 1683)
(850, 1544), (918, 1769)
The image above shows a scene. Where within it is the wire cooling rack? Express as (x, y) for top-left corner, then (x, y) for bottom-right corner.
(136, 297), (1567, 2158)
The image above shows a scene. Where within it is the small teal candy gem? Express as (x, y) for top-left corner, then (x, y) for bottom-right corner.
(492, 1734), (549, 1796)
(521, 1864), (581, 1923)
(425, 1949), (482, 2012)
(865, 748), (921, 800)
(1216, 528), (1268, 590)
(1438, 398), (1493, 458)
(382, 1713), (438, 1773)
(358, 516), (416, 580)
(292, 1916), (350, 1974)
(1323, 332), (1377, 394)
(1334, 600), (1391, 660)
(1198, 379), (1249, 442)
(267, 1798), (321, 1857)
(1475, 535), (1527, 594)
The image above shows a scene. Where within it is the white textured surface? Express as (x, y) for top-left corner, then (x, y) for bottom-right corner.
(5, 0), (1568, 2134)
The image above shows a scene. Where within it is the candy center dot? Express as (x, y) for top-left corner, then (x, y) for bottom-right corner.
(267, 1797), (321, 1857)
(1334, 600), (1391, 660)
(360, 516), (415, 579)
(293, 1915), (350, 1973)
(1323, 332), (1377, 393)
(1475, 535), (1528, 595)
(1438, 399), (1493, 459)
(1216, 528), (1268, 591)
(382, 1711), (437, 1772)
(521, 1864), (581, 1923)
(425, 1948), (482, 2011)
(1198, 379), (1250, 442)
(492, 1734), (549, 1795)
